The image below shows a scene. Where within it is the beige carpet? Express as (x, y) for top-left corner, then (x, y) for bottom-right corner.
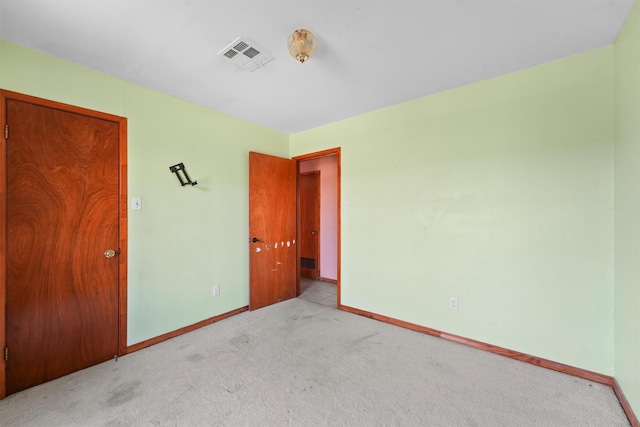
(0, 298), (629, 426)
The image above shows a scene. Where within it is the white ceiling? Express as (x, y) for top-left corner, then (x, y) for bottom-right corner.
(0, 0), (636, 134)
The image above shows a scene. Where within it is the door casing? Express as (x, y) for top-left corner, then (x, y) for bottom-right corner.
(293, 148), (341, 306)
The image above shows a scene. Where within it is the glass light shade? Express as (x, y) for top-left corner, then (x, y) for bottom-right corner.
(287, 29), (316, 63)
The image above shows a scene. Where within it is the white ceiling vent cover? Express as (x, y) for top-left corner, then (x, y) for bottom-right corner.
(217, 37), (274, 72)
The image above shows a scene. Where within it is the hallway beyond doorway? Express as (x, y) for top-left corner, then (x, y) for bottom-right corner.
(298, 278), (337, 308)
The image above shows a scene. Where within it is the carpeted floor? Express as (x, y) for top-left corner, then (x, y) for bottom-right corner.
(0, 298), (630, 426)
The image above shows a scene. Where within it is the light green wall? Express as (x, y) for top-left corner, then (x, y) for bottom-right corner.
(615, 0), (640, 416)
(292, 48), (616, 374)
(0, 40), (290, 345)
(0, 31), (633, 388)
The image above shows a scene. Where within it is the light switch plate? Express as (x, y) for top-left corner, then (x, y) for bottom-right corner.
(132, 197), (142, 210)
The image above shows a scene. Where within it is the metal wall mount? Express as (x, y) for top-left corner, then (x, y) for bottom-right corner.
(169, 163), (198, 186)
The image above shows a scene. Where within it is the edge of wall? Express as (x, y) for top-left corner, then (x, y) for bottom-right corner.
(340, 304), (638, 425)
(614, 379), (640, 427)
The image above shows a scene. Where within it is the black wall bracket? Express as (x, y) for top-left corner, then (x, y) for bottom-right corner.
(169, 163), (198, 186)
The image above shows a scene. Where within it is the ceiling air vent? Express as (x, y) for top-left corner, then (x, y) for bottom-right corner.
(218, 37), (274, 72)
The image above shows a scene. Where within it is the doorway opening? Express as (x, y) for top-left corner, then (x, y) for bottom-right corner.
(294, 148), (341, 309)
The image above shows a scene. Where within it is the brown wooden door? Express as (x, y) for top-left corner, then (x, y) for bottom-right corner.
(299, 172), (320, 280)
(4, 98), (120, 395)
(249, 152), (297, 310)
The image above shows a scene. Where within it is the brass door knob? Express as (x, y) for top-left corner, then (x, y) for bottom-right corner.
(104, 249), (116, 258)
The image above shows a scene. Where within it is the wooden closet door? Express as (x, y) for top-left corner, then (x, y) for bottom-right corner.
(5, 99), (120, 395)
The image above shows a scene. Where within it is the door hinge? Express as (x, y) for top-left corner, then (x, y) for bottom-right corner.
(4, 346), (7, 361)
(4, 124), (8, 140)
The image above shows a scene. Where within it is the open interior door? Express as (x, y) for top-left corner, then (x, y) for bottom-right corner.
(299, 172), (320, 280)
(249, 152), (297, 310)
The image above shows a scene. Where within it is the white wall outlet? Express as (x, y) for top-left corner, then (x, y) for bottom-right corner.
(449, 297), (458, 310)
(213, 285), (220, 297)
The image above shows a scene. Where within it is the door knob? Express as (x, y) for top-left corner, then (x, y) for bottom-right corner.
(251, 237), (261, 243)
(311, 231), (318, 235)
(104, 249), (116, 258)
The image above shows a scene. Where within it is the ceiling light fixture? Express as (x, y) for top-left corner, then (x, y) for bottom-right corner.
(287, 29), (316, 63)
